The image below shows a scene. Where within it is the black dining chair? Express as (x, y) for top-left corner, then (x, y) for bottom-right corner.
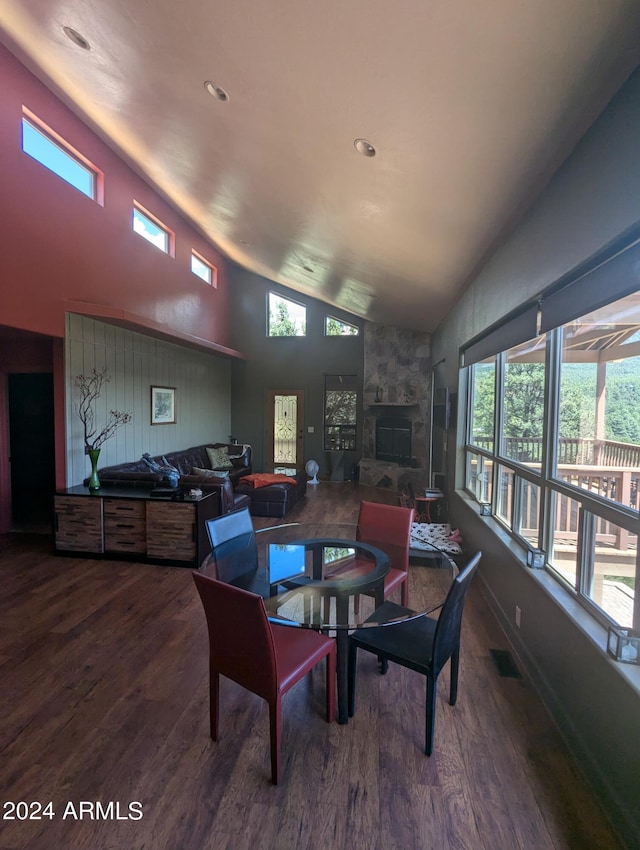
(204, 507), (258, 587)
(205, 505), (309, 621)
(347, 551), (481, 755)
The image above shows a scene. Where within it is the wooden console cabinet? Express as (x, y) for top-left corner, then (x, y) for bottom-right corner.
(104, 498), (147, 555)
(54, 494), (103, 553)
(54, 486), (219, 567)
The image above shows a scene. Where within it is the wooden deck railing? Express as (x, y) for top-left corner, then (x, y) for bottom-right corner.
(518, 465), (637, 550)
(468, 437), (639, 553)
(473, 436), (640, 468)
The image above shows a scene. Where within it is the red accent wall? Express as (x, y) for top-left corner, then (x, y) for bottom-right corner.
(0, 44), (238, 528)
(0, 43), (231, 347)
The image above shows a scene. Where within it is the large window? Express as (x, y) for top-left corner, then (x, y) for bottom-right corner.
(463, 288), (639, 631)
(268, 293), (306, 336)
(324, 375), (357, 450)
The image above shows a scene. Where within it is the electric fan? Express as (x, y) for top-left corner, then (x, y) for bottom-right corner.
(305, 459), (319, 484)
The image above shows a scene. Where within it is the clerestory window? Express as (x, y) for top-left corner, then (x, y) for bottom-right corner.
(21, 109), (102, 202)
(132, 203), (174, 255)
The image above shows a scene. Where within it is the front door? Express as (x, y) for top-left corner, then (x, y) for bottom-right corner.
(267, 390), (304, 472)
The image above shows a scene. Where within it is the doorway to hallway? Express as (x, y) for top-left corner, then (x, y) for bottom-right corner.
(8, 373), (55, 533)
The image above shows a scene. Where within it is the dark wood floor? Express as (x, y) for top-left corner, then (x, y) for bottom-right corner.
(0, 483), (626, 850)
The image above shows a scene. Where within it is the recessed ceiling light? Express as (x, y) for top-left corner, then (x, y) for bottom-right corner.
(354, 138), (376, 157)
(63, 26), (91, 50)
(204, 81), (229, 102)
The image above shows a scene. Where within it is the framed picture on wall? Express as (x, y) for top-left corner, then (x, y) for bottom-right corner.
(151, 386), (176, 425)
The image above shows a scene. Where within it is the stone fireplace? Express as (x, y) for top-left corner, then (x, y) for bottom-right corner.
(359, 323), (433, 494)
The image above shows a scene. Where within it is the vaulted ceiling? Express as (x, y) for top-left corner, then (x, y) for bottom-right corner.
(2, 1), (640, 332)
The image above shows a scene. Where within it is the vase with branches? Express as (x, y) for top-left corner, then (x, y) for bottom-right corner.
(75, 368), (132, 490)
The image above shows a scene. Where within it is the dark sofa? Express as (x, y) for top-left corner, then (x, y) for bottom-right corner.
(91, 443), (252, 515)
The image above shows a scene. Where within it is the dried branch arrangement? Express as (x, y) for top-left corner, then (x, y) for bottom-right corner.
(75, 368), (133, 451)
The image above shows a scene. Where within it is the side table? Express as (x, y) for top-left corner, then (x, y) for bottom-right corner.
(413, 489), (443, 523)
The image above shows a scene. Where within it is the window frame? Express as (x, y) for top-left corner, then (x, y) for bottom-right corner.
(267, 291), (307, 337)
(323, 374), (358, 451)
(132, 201), (175, 256)
(324, 315), (359, 336)
(190, 249), (217, 286)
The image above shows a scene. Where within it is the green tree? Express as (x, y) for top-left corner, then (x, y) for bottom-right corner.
(326, 316), (358, 336)
(606, 378), (640, 443)
(325, 390), (357, 424)
(559, 371), (596, 440)
(269, 300), (300, 336)
(560, 379), (596, 440)
(503, 363), (545, 438)
(471, 354), (640, 450)
(471, 362), (495, 443)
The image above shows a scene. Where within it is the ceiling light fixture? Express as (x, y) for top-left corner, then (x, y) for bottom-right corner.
(204, 81), (229, 102)
(354, 138), (376, 157)
(63, 26), (91, 50)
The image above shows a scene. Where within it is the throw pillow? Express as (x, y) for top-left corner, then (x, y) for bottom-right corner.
(206, 446), (233, 470)
(191, 466), (229, 479)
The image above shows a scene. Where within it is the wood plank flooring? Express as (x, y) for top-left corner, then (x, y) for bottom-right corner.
(0, 483), (626, 850)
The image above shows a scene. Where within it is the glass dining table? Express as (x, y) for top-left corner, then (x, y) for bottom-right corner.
(199, 521), (457, 724)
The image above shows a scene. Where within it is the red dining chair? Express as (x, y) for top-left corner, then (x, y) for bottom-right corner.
(192, 571), (336, 784)
(353, 501), (415, 612)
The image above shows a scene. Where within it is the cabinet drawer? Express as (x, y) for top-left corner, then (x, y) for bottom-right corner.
(146, 502), (196, 561)
(104, 499), (147, 554)
(55, 496), (103, 553)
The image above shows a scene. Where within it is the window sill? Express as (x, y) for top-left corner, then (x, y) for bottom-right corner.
(456, 490), (640, 696)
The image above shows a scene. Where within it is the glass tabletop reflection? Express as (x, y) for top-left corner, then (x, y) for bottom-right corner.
(200, 521), (456, 631)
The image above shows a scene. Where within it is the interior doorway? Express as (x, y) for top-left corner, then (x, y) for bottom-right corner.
(8, 373), (55, 533)
(266, 390), (304, 473)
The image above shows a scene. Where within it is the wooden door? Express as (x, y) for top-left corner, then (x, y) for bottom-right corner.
(266, 390), (304, 472)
